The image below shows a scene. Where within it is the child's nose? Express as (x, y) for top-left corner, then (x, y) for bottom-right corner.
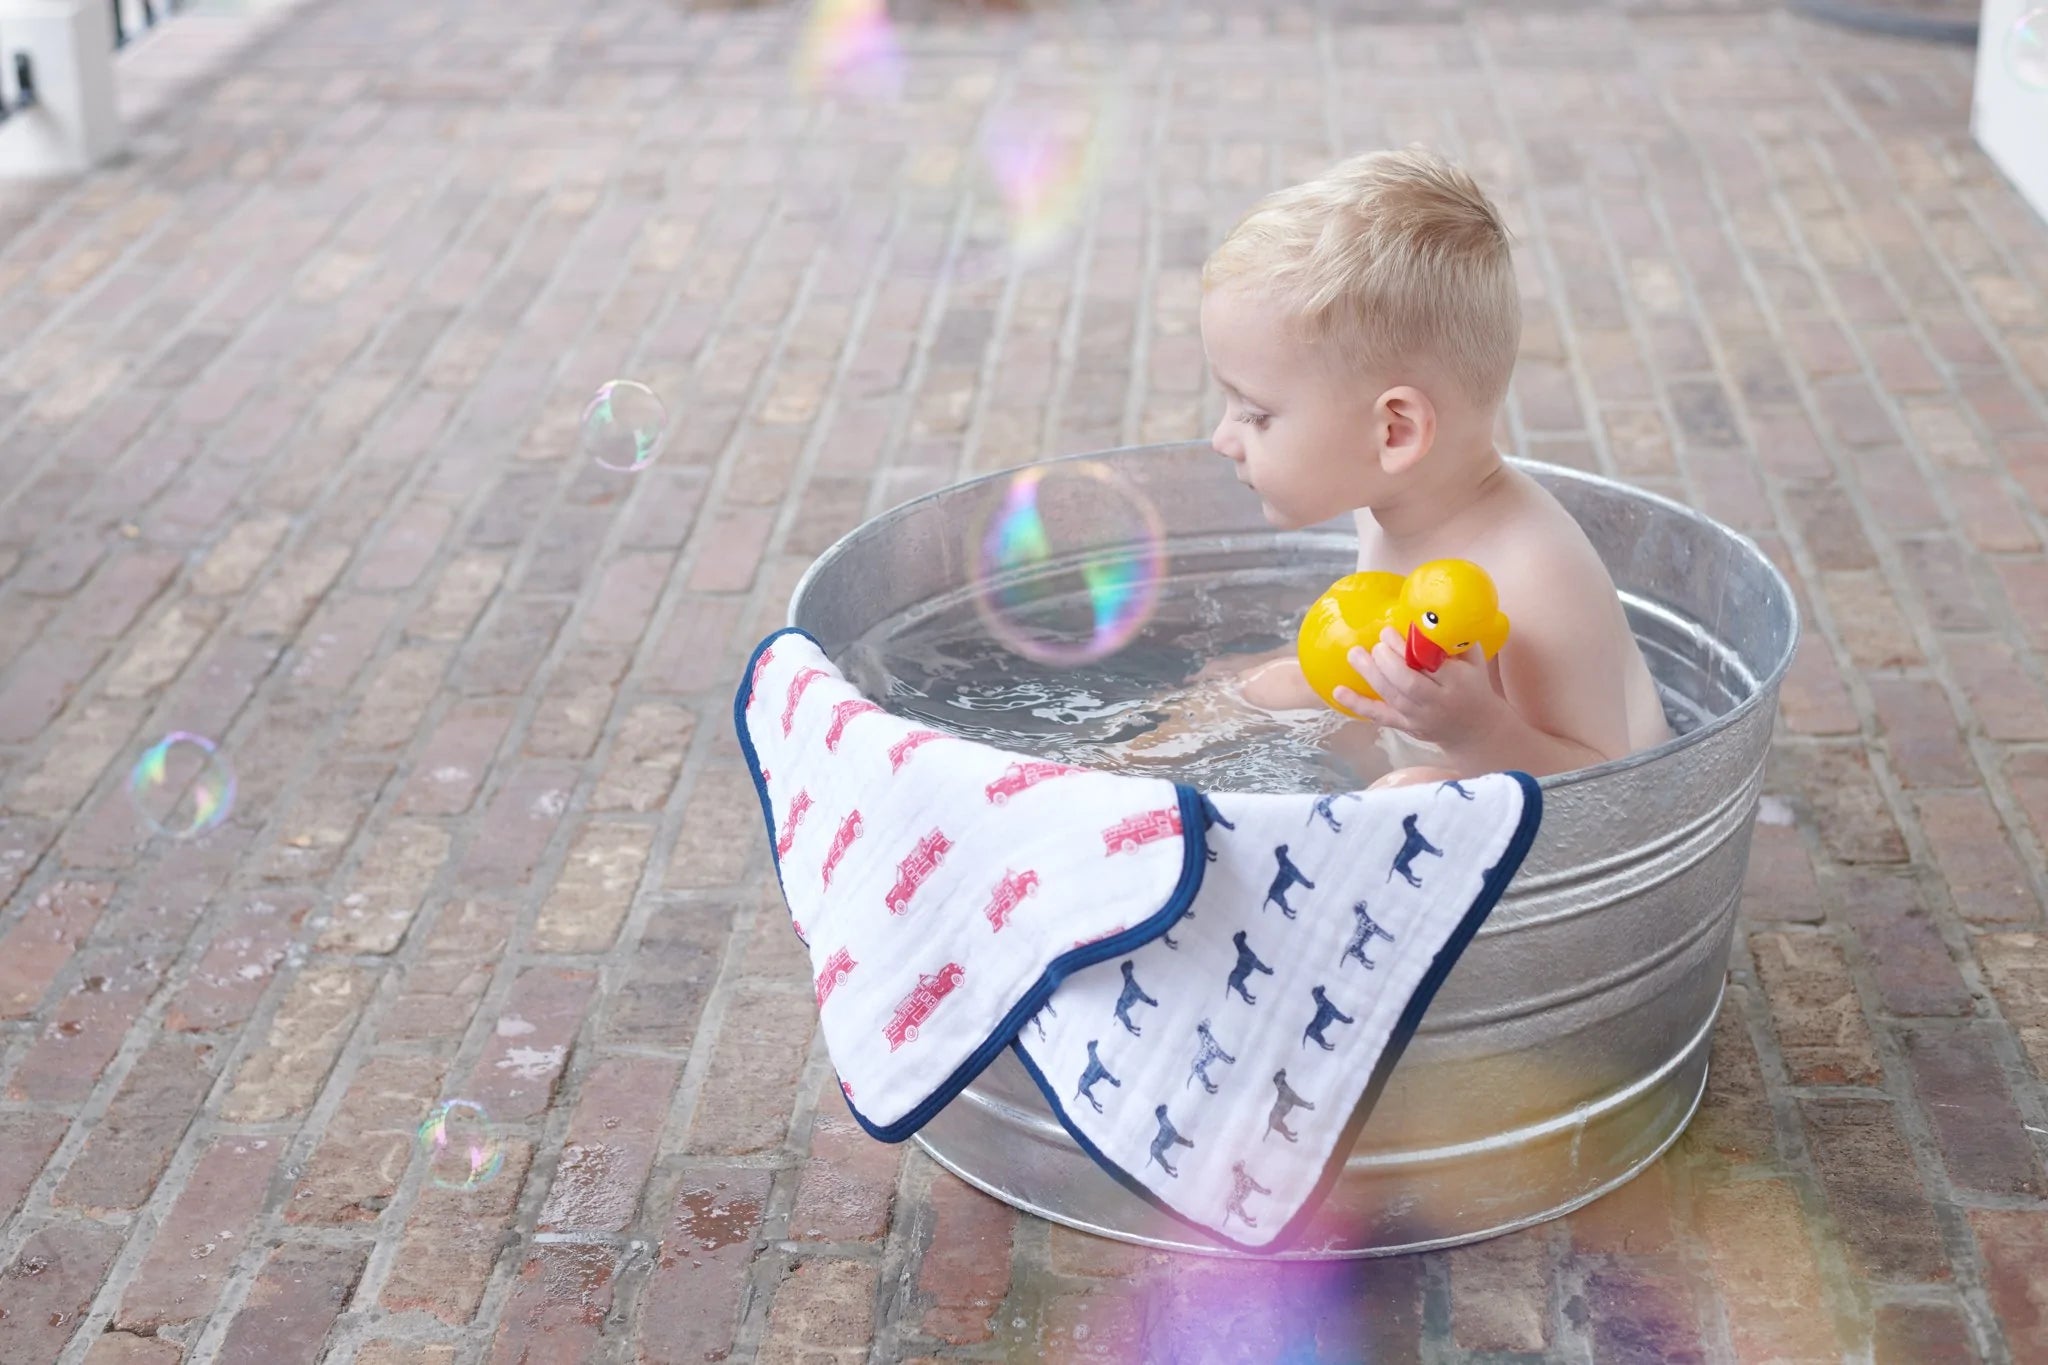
(1211, 417), (1242, 461)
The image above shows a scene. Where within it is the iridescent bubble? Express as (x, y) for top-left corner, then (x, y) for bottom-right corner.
(970, 460), (1165, 667)
(580, 380), (668, 473)
(128, 732), (235, 839)
(2010, 9), (2048, 90)
(417, 1099), (505, 1191)
(793, 0), (905, 102)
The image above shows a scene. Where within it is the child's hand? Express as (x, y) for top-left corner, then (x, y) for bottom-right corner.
(1333, 628), (1509, 746)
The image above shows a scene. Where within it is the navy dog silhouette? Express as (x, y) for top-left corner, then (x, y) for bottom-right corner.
(1308, 793), (1351, 834)
(1200, 795), (1237, 864)
(1389, 813), (1443, 888)
(1162, 906), (1192, 950)
(1302, 985), (1356, 1051)
(1341, 901), (1396, 971)
(1187, 1018), (1237, 1094)
(1113, 960), (1158, 1036)
(1075, 1039), (1120, 1114)
(1263, 844), (1316, 919)
(1149, 1104), (1195, 1177)
(1224, 1161), (1273, 1228)
(1443, 778), (1475, 801)
(1226, 929), (1275, 1005)
(1265, 1069), (1315, 1143)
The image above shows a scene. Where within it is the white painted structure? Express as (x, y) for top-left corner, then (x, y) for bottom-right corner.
(0, 0), (123, 178)
(1974, 1), (2048, 223)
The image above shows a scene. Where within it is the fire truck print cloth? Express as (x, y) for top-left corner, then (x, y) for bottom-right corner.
(735, 628), (1542, 1252)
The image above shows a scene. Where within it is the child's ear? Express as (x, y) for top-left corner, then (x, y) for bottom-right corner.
(1374, 386), (1437, 474)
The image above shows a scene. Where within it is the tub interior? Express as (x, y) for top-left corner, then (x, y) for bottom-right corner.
(818, 448), (1790, 795)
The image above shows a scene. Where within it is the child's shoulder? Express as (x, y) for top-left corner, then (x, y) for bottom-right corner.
(1480, 468), (1609, 582)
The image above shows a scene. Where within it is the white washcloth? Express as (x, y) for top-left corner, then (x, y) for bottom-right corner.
(735, 629), (1540, 1250)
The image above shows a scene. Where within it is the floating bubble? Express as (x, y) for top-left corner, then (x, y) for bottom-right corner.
(417, 1099), (505, 1191)
(2010, 9), (2048, 90)
(580, 380), (668, 473)
(793, 0), (905, 102)
(128, 732), (235, 839)
(970, 460), (1165, 667)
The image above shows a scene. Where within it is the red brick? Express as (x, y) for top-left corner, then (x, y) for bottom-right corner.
(0, 636), (106, 743)
(257, 756), (391, 883)
(591, 702), (696, 813)
(1741, 822), (1823, 923)
(71, 551), (180, 638)
(1947, 469), (2040, 554)
(0, 1221), (125, 1362)
(522, 506), (614, 595)
(7, 946), (166, 1103)
(1569, 1159), (1676, 1256)
(791, 1085), (903, 1243)
(0, 878), (112, 1018)
(214, 1242), (370, 1365)
(645, 595), (747, 695)
(462, 599), (570, 696)
(164, 889), (310, 1032)
(1798, 1097), (1949, 1283)
(395, 699), (513, 815)
(686, 506), (774, 592)
(1970, 1208), (2048, 1361)
(457, 760), (580, 888)
(666, 764), (764, 890)
(538, 1055), (681, 1233)
(0, 1112), (67, 1223)
(53, 1035), (223, 1212)
(1874, 1302), (1981, 1365)
(621, 469), (709, 550)
(916, 1174), (1015, 1345)
(635, 1167), (771, 1364)
(84, 1334), (183, 1365)
(115, 1133), (283, 1332)
(1868, 678), (1973, 787)
(463, 967), (595, 1121)
(1580, 1260), (1708, 1365)
(288, 1053), (448, 1224)
(1774, 744), (1905, 863)
(606, 898), (732, 1049)
(0, 814), (54, 903)
(282, 593), (393, 693)
(1959, 641), (2048, 742)
(1785, 482), (1875, 572)
(1778, 636), (1861, 737)
(1916, 790), (2039, 926)
(381, 1140), (534, 1324)
(1998, 558), (2048, 653)
(1449, 1228), (1550, 1351)
(1903, 540), (1989, 633)
(357, 498), (454, 590)
(1902, 1025), (2046, 1197)
(1693, 1174), (1840, 1363)
(1678, 988), (1777, 1165)
(684, 982), (815, 1154)
(488, 1242), (620, 1365)
(1749, 930), (1882, 1086)
(220, 963), (374, 1123)
(580, 551), (675, 646)
(1837, 871), (1971, 1017)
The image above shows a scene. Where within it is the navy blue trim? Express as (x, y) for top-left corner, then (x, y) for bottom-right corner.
(1013, 770), (1545, 1255)
(731, 626), (1211, 1145)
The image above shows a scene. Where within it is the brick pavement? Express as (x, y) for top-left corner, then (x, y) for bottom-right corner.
(1, 0), (2046, 1360)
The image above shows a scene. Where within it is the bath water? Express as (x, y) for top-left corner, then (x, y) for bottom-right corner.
(840, 562), (1716, 795)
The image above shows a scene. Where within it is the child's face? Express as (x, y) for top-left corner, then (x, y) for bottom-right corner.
(1199, 286), (1381, 530)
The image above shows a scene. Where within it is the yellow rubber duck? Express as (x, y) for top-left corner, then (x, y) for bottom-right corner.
(1296, 559), (1511, 712)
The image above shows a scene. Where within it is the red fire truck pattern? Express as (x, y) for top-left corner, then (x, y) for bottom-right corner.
(888, 728), (947, 773)
(821, 809), (863, 888)
(826, 699), (884, 752)
(746, 646), (776, 710)
(1103, 805), (1183, 855)
(775, 789), (813, 857)
(983, 869), (1041, 932)
(985, 760), (1080, 805)
(815, 946), (857, 1005)
(884, 963), (965, 1050)
(782, 666), (828, 737)
(886, 829), (953, 914)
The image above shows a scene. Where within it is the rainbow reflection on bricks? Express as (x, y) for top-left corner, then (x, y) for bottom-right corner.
(2010, 9), (2048, 90)
(970, 461), (1164, 667)
(417, 1099), (505, 1191)
(128, 731), (236, 840)
(580, 380), (669, 473)
(793, 0), (905, 102)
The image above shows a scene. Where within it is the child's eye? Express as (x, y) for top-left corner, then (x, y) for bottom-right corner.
(1236, 410), (1270, 430)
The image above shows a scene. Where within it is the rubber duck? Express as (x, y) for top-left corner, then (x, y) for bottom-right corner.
(1296, 559), (1511, 711)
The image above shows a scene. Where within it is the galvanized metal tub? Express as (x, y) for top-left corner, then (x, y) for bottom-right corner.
(787, 441), (1797, 1257)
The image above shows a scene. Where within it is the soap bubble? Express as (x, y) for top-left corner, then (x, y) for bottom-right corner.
(417, 1099), (505, 1191)
(793, 0), (905, 102)
(580, 380), (668, 473)
(970, 460), (1165, 667)
(2010, 9), (2048, 90)
(128, 732), (235, 839)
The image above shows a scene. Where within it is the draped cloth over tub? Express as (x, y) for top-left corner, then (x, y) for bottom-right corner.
(735, 628), (1541, 1252)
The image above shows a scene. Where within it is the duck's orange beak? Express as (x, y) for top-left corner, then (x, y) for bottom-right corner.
(1405, 623), (1447, 674)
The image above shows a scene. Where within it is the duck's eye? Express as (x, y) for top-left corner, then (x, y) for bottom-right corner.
(1423, 611), (1440, 627)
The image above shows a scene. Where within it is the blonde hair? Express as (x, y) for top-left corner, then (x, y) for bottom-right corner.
(1203, 147), (1521, 408)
